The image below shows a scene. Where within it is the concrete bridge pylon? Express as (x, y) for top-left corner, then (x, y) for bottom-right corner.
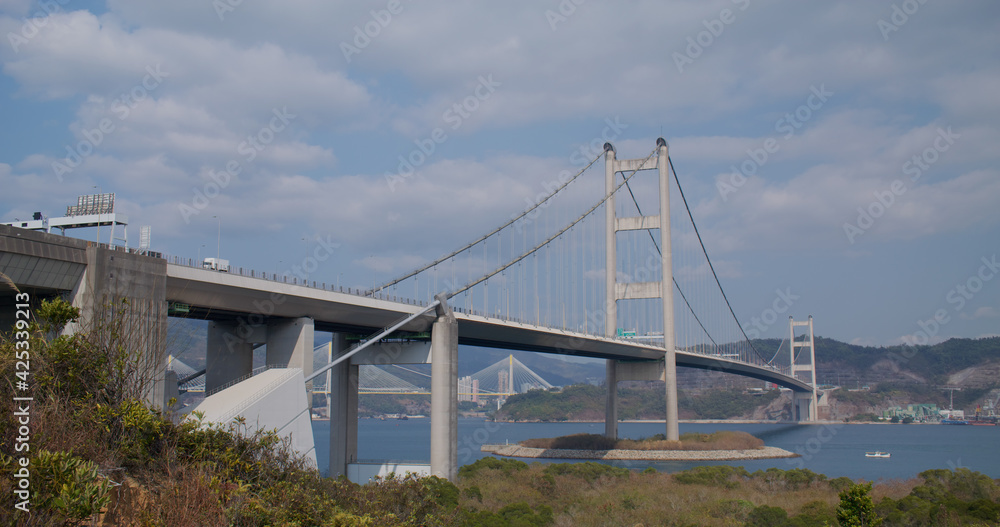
(604, 139), (679, 441)
(790, 315), (819, 422)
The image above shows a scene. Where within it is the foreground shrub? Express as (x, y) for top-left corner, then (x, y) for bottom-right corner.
(746, 504), (788, 527)
(542, 461), (628, 482)
(837, 481), (882, 527)
(673, 465), (750, 488)
(520, 430), (763, 451)
(31, 450), (111, 523)
(520, 433), (617, 450)
(459, 457), (530, 479)
(751, 467), (828, 490)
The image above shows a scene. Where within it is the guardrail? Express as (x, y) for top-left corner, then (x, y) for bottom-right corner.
(205, 364), (280, 397)
(163, 253), (431, 307)
(216, 369), (302, 424)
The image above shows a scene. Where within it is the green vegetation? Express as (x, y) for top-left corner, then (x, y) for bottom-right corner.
(542, 462), (629, 482)
(496, 384), (780, 422)
(456, 459), (1000, 526)
(838, 481), (882, 527)
(680, 389), (781, 420)
(876, 469), (1000, 526)
(846, 412), (882, 423)
(358, 393), (430, 417)
(520, 430), (764, 451)
(0, 298), (538, 525)
(810, 336), (1000, 386)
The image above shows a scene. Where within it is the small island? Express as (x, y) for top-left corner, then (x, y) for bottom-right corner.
(482, 430), (797, 461)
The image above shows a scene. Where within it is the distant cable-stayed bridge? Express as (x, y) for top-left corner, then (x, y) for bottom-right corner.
(305, 343), (555, 397)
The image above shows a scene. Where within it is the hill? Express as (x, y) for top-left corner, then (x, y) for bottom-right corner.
(166, 317), (1000, 420)
(495, 337), (1000, 422)
(495, 384), (782, 422)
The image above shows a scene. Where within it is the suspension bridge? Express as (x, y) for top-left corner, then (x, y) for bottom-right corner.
(1, 138), (819, 483)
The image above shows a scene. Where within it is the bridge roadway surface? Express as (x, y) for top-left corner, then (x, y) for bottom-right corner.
(166, 264), (812, 392)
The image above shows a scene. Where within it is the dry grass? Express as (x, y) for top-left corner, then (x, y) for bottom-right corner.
(460, 463), (849, 527)
(101, 470), (227, 526)
(520, 430), (764, 451)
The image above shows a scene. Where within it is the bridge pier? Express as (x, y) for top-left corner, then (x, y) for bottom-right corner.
(430, 295), (458, 481)
(328, 333), (358, 479)
(604, 360), (618, 439)
(266, 317), (314, 381)
(793, 392), (815, 422)
(206, 321), (255, 393)
(75, 245), (169, 407)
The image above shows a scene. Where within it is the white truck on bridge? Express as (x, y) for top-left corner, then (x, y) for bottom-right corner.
(202, 257), (229, 272)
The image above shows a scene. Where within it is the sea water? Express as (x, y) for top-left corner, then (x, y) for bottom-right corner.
(312, 418), (1000, 481)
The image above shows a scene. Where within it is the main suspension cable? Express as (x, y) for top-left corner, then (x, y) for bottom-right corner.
(667, 155), (768, 363)
(621, 174), (719, 348)
(450, 147), (659, 298)
(370, 150), (606, 295)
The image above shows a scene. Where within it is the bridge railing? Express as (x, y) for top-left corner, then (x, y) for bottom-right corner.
(205, 364), (282, 397)
(215, 369), (304, 424)
(163, 253), (431, 307)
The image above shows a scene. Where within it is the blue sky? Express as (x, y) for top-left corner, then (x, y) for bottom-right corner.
(1, 1), (998, 347)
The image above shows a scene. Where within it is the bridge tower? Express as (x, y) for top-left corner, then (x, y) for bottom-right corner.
(604, 139), (679, 441)
(789, 316), (818, 421)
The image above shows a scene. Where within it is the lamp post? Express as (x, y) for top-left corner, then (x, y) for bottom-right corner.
(93, 185), (100, 245)
(213, 215), (221, 263)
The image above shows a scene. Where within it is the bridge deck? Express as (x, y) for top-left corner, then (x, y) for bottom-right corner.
(165, 263), (811, 392)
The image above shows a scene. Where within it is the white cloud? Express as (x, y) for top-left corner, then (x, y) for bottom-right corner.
(2, 2), (1000, 347)
(961, 306), (1000, 320)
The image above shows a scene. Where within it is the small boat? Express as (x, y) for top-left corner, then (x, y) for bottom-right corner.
(865, 451), (891, 458)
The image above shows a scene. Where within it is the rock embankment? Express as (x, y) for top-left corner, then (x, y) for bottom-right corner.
(481, 444), (797, 461)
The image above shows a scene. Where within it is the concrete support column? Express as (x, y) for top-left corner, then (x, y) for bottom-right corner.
(329, 333), (358, 479)
(266, 317), (314, 376)
(430, 295), (458, 481)
(605, 360), (618, 439)
(206, 321), (253, 393)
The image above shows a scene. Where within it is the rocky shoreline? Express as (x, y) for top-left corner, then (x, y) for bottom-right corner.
(481, 444), (798, 461)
